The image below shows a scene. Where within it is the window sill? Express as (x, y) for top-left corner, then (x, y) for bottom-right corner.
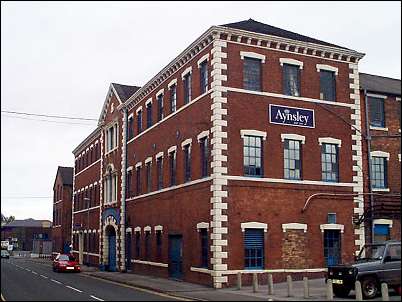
(372, 188), (390, 192)
(105, 147), (118, 155)
(104, 201), (118, 206)
(370, 126), (388, 131)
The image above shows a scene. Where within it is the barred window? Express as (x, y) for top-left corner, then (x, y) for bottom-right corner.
(284, 139), (302, 180)
(183, 73), (192, 104)
(244, 229), (264, 269)
(243, 135), (263, 177)
(369, 97), (385, 128)
(320, 70), (336, 101)
(321, 143), (339, 182)
(157, 94), (163, 122)
(200, 137), (209, 178)
(170, 84), (177, 113)
(283, 64), (300, 96)
(243, 57), (261, 91)
(169, 151), (176, 186)
(200, 61), (208, 94)
(371, 157), (387, 188)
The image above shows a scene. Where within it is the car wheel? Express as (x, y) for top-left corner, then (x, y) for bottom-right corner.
(333, 285), (351, 298)
(361, 276), (379, 299)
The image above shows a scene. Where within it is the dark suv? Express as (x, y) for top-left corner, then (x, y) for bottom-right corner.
(327, 240), (401, 299)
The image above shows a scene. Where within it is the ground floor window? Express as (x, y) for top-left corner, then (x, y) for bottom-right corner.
(324, 230), (341, 266)
(200, 229), (208, 268)
(374, 224), (390, 242)
(244, 229), (264, 269)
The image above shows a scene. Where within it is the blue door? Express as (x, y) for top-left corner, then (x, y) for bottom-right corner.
(168, 235), (183, 279)
(108, 233), (116, 271)
(324, 230), (341, 266)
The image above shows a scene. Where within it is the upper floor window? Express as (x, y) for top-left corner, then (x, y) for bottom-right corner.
(137, 110), (143, 134)
(169, 150), (176, 186)
(170, 84), (177, 113)
(371, 156), (387, 189)
(200, 61), (208, 94)
(136, 166), (141, 196)
(104, 167), (117, 203)
(320, 70), (336, 101)
(146, 161), (152, 193)
(369, 97), (385, 128)
(146, 102), (153, 128)
(321, 143), (339, 182)
(284, 139), (302, 180)
(243, 57), (261, 91)
(157, 94), (164, 122)
(283, 64), (300, 96)
(183, 73), (192, 104)
(157, 157), (163, 190)
(243, 135), (263, 177)
(105, 123), (118, 153)
(127, 115), (134, 140)
(200, 137), (209, 178)
(183, 144), (191, 182)
(126, 170), (132, 198)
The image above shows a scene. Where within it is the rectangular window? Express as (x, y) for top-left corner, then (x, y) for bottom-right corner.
(126, 170), (132, 198)
(136, 167), (141, 196)
(243, 57), (261, 91)
(327, 213), (337, 224)
(369, 97), (385, 128)
(170, 84), (177, 113)
(200, 229), (209, 268)
(243, 135), (263, 177)
(157, 94), (163, 122)
(169, 151), (176, 186)
(157, 157), (163, 190)
(200, 61), (208, 94)
(145, 231), (150, 260)
(183, 73), (192, 104)
(128, 116), (134, 140)
(146, 162), (152, 193)
(374, 224), (390, 242)
(283, 64), (300, 96)
(156, 230), (162, 260)
(324, 230), (341, 266)
(135, 232), (140, 258)
(184, 145), (191, 182)
(146, 102), (152, 128)
(321, 143), (339, 182)
(137, 110), (143, 134)
(284, 139), (302, 180)
(244, 229), (264, 269)
(200, 137), (209, 178)
(320, 70), (336, 101)
(371, 157), (387, 188)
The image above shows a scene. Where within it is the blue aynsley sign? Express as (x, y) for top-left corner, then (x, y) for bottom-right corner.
(269, 104), (315, 128)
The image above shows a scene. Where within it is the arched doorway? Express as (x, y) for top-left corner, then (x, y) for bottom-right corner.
(105, 225), (117, 271)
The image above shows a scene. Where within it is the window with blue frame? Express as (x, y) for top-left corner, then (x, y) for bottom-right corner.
(320, 70), (336, 101)
(244, 229), (264, 269)
(243, 57), (261, 91)
(371, 156), (387, 188)
(374, 224), (390, 242)
(200, 61), (208, 94)
(324, 230), (341, 266)
(200, 228), (209, 268)
(283, 64), (300, 96)
(243, 135), (263, 177)
(321, 143), (339, 182)
(327, 213), (337, 224)
(284, 139), (302, 180)
(369, 97), (385, 128)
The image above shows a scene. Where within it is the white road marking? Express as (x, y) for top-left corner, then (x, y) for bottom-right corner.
(90, 295), (104, 301)
(25, 268), (31, 272)
(40, 274), (48, 279)
(51, 279), (62, 285)
(66, 285), (82, 293)
(31, 271), (38, 275)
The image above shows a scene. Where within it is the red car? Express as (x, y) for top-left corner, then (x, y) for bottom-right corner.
(52, 253), (80, 273)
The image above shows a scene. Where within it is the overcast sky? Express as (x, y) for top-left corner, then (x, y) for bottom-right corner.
(1, 1), (401, 221)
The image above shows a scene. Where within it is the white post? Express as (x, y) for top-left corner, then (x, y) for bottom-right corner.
(381, 283), (389, 301)
(355, 280), (363, 301)
(326, 279), (333, 300)
(303, 277), (309, 298)
(268, 274), (274, 295)
(252, 273), (258, 293)
(237, 272), (242, 290)
(287, 275), (293, 297)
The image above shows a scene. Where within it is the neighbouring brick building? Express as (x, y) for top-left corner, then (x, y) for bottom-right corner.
(52, 166), (73, 254)
(358, 74), (401, 243)
(65, 19), (400, 288)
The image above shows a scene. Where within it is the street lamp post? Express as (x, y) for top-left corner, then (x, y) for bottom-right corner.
(83, 197), (90, 266)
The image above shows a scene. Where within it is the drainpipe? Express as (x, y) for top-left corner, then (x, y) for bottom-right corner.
(363, 89), (375, 243)
(120, 106), (128, 272)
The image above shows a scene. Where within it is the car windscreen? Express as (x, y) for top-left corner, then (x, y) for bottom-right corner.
(358, 244), (386, 260)
(58, 255), (76, 261)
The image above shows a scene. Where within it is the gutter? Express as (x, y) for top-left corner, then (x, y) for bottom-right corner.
(120, 106), (128, 271)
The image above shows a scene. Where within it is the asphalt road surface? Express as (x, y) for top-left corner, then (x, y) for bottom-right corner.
(1, 258), (183, 301)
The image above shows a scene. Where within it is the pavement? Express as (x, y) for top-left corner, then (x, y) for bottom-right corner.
(6, 257), (402, 301)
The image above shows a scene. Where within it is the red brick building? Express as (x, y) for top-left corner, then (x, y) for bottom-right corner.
(359, 74), (401, 243)
(52, 166), (73, 254)
(65, 19), (400, 288)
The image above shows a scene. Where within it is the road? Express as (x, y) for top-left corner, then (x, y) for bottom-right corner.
(1, 258), (183, 301)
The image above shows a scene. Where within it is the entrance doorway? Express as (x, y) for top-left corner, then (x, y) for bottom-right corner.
(168, 235), (183, 280)
(324, 230), (341, 266)
(105, 226), (117, 271)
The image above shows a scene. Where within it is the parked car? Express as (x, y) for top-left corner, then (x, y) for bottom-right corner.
(52, 253), (80, 273)
(327, 240), (401, 299)
(1, 250), (10, 259)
